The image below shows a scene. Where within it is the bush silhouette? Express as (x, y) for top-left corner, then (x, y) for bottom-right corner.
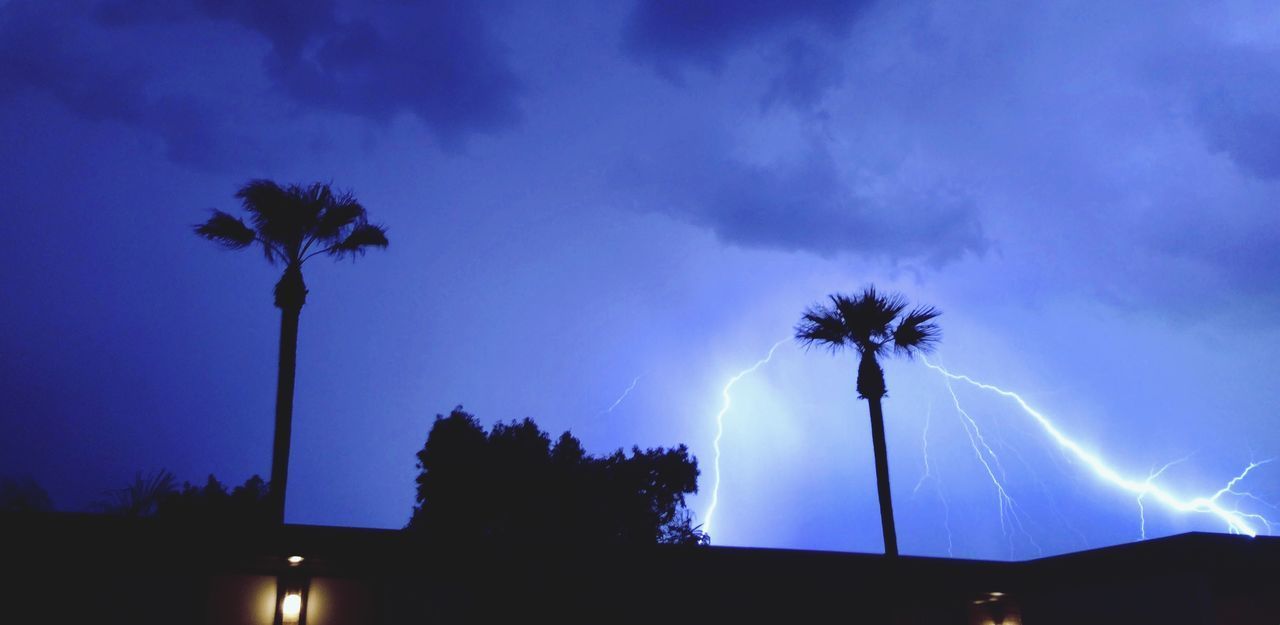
(409, 407), (705, 546)
(155, 475), (273, 526)
(92, 470), (271, 525)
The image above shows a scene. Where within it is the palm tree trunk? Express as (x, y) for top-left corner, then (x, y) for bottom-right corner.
(866, 395), (899, 557)
(269, 265), (308, 525)
(270, 303), (301, 524)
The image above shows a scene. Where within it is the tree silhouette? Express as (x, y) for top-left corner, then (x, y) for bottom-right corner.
(92, 469), (176, 517)
(795, 286), (940, 557)
(155, 474), (272, 525)
(92, 471), (271, 524)
(195, 180), (388, 523)
(409, 408), (705, 546)
(0, 475), (54, 513)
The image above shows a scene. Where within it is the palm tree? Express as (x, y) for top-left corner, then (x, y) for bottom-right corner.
(93, 470), (176, 517)
(195, 180), (388, 523)
(795, 286), (940, 557)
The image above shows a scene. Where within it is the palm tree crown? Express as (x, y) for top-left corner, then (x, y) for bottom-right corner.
(194, 179), (389, 309)
(796, 286), (940, 398)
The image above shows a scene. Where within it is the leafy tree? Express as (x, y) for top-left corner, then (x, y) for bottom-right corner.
(155, 474), (272, 525)
(93, 471), (270, 524)
(409, 407), (705, 546)
(195, 180), (388, 523)
(0, 475), (54, 513)
(795, 286), (940, 557)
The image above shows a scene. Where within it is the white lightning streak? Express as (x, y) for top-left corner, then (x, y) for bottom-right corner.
(921, 357), (1275, 537)
(703, 338), (789, 539)
(940, 370), (1041, 557)
(912, 403), (955, 556)
(912, 403), (936, 497)
(1139, 456), (1190, 539)
(996, 426), (1090, 550)
(600, 375), (641, 415)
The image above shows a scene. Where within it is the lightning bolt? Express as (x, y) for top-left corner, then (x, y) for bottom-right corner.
(600, 375), (641, 415)
(702, 338), (790, 539)
(1139, 455), (1191, 539)
(912, 402), (937, 497)
(995, 423), (1091, 550)
(912, 403), (955, 556)
(1209, 460), (1275, 535)
(939, 368), (1041, 557)
(921, 357), (1277, 538)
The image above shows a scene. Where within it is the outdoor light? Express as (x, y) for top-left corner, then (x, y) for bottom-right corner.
(281, 593), (302, 624)
(989, 599), (1007, 625)
(274, 574), (309, 625)
(287, 555), (304, 565)
(973, 592), (1015, 625)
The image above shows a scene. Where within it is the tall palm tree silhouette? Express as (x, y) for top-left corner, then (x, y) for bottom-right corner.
(195, 180), (388, 523)
(795, 286), (940, 557)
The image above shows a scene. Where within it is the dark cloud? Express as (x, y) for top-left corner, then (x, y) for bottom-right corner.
(266, 2), (523, 148)
(617, 1), (951, 261)
(146, 96), (250, 169)
(95, 0), (522, 147)
(625, 137), (987, 265)
(0, 3), (141, 121)
(759, 38), (845, 113)
(0, 0), (522, 168)
(95, 0), (339, 59)
(1140, 195), (1280, 306)
(623, 1), (861, 125)
(1193, 77), (1280, 180)
(624, 0), (866, 75)
(0, 2), (245, 169)
(1146, 35), (1280, 180)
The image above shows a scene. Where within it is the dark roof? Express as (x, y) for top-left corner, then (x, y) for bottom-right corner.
(4, 512), (1278, 624)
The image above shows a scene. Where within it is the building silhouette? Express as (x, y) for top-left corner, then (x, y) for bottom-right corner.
(4, 513), (1276, 624)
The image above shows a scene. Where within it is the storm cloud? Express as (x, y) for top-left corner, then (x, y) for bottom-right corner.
(624, 0), (867, 76)
(623, 134), (987, 265)
(0, 0), (523, 167)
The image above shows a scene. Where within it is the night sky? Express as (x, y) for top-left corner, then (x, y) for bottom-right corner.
(2, 1), (1279, 560)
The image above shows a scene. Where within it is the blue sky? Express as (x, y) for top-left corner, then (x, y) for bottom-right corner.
(2, 0), (1278, 560)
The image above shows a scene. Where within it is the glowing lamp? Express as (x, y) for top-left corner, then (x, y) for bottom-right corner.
(989, 599), (1007, 625)
(281, 593), (302, 623)
(274, 574), (309, 625)
(287, 555), (304, 565)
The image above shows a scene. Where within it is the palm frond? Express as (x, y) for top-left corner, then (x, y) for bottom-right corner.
(234, 179), (290, 233)
(205, 179), (387, 267)
(331, 223), (389, 259)
(94, 469), (176, 517)
(193, 210), (255, 249)
(295, 183), (343, 248)
(312, 193), (366, 243)
(235, 179), (309, 259)
(798, 286), (940, 359)
(833, 287), (906, 343)
(865, 286), (908, 322)
(795, 304), (849, 351)
(892, 305), (941, 355)
(300, 182), (335, 221)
